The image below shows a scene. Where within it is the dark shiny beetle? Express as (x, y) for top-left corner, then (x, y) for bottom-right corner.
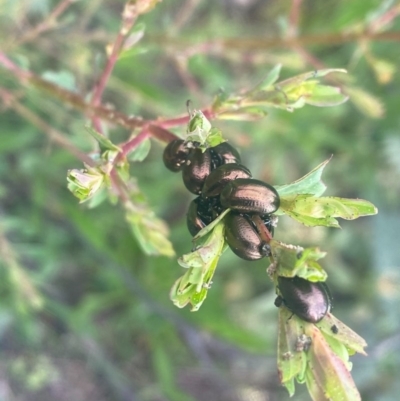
(202, 164), (252, 198)
(224, 213), (270, 261)
(187, 196), (224, 236)
(209, 142), (241, 168)
(182, 148), (212, 194)
(275, 276), (331, 323)
(220, 178), (280, 215)
(163, 139), (189, 172)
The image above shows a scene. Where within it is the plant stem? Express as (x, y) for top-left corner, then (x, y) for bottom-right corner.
(90, 1), (140, 132)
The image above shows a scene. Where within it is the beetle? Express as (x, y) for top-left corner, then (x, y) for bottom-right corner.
(182, 148), (213, 194)
(274, 276), (332, 323)
(224, 213), (271, 261)
(202, 164), (252, 198)
(220, 178), (280, 215)
(187, 196), (224, 236)
(163, 139), (189, 172)
(210, 142), (241, 168)
(187, 197), (210, 236)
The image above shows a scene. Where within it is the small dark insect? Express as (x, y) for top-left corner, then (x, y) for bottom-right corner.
(186, 196), (224, 236)
(163, 139), (189, 172)
(202, 163), (252, 198)
(182, 148), (212, 194)
(224, 213), (270, 261)
(220, 178), (280, 215)
(331, 324), (339, 334)
(275, 276), (332, 323)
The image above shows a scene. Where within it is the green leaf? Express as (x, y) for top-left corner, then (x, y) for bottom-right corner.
(186, 110), (211, 140)
(317, 314), (367, 356)
(254, 64), (282, 90)
(212, 69), (348, 120)
(192, 208), (230, 241)
(127, 137), (151, 162)
(85, 126), (122, 152)
(67, 164), (105, 203)
(280, 195), (378, 228)
(275, 158), (330, 199)
(305, 84), (349, 107)
(304, 324), (362, 401)
(277, 307), (308, 395)
(170, 223), (226, 311)
(126, 205), (175, 257)
(276, 306), (365, 400)
(42, 70), (76, 91)
(270, 241), (327, 281)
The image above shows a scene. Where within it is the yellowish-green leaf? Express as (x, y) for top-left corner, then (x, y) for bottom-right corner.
(279, 195), (378, 228)
(128, 138), (151, 162)
(277, 307), (307, 395)
(275, 158), (330, 200)
(317, 313), (368, 356)
(304, 324), (362, 401)
(126, 206), (175, 257)
(270, 240), (327, 281)
(170, 223), (226, 311)
(67, 164), (105, 203)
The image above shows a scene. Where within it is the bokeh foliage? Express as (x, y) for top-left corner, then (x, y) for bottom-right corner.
(1, 0), (400, 400)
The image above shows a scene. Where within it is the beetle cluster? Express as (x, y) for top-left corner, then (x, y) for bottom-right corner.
(163, 139), (332, 324)
(163, 139), (280, 261)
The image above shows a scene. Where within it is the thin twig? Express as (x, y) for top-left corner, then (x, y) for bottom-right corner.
(287, 0), (303, 38)
(91, 1), (140, 132)
(368, 4), (400, 33)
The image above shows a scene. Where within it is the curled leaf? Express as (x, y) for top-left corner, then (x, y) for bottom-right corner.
(280, 195), (378, 228)
(276, 307), (366, 401)
(185, 110), (226, 149)
(269, 240), (327, 282)
(213, 68), (348, 120)
(170, 223), (226, 311)
(67, 164), (105, 203)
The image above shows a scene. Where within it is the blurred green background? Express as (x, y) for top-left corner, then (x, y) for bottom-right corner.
(1, 0), (400, 400)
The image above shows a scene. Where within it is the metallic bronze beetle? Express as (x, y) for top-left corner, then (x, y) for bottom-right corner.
(224, 213), (271, 261)
(275, 276), (332, 323)
(202, 164), (252, 198)
(162, 139), (189, 172)
(182, 148), (213, 194)
(220, 178), (280, 215)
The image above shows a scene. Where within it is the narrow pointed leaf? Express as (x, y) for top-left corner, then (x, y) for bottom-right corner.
(85, 126), (122, 152)
(304, 324), (362, 401)
(275, 158), (330, 199)
(317, 313), (368, 356)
